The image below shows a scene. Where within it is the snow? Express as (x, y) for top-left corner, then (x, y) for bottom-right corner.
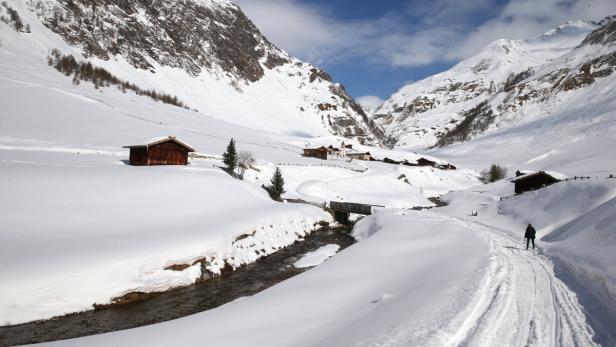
(293, 244), (339, 268)
(376, 19), (606, 151)
(297, 173), (432, 208)
(496, 179), (616, 345)
(1, 3), (615, 346)
(0, 69), (476, 325)
(33, 183), (607, 346)
(139, 136), (195, 150)
(437, 178), (616, 345)
(544, 195), (616, 295)
(0, 4), (478, 327)
(33, 209), (491, 347)
(510, 170), (567, 182)
(0, 151), (331, 325)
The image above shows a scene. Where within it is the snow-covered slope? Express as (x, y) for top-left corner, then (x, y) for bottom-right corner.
(3, 1), (614, 345)
(376, 17), (616, 152)
(0, 0), (480, 326)
(0, 0), (382, 142)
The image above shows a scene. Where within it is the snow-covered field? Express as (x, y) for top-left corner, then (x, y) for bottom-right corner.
(0, 71), (477, 325)
(0, 150), (333, 325)
(0, 4), (478, 328)
(33, 178), (613, 346)
(2, 1), (616, 346)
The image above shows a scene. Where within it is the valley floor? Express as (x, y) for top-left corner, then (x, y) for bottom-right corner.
(30, 178), (615, 347)
(31, 203), (595, 346)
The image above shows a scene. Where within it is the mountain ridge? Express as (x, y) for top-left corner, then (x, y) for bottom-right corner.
(0, 0), (384, 143)
(374, 17), (616, 150)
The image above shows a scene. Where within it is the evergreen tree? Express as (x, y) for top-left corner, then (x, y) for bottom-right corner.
(270, 167), (285, 201)
(222, 138), (237, 174)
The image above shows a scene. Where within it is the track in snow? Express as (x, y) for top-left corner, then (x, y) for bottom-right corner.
(445, 217), (598, 347)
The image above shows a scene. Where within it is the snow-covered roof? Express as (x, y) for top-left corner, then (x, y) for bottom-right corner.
(544, 171), (568, 180)
(124, 136), (195, 152)
(511, 170), (567, 182)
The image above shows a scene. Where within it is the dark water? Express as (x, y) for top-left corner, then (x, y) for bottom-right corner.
(0, 227), (355, 346)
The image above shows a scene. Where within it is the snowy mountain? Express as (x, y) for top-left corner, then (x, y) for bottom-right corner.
(375, 17), (616, 151)
(0, 0), (383, 142)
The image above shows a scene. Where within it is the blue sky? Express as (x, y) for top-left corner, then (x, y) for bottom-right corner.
(233, 0), (616, 108)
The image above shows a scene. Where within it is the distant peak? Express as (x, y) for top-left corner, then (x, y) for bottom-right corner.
(537, 20), (598, 41)
(581, 15), (616, 46)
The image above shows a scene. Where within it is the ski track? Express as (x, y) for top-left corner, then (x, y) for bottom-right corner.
(444, 216), (598, 347)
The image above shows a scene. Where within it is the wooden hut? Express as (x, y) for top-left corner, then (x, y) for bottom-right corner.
(382, 157), (401, 165)
(124, 136), (195, 166)
(437, 163), (457, 170)
(303, 146), (328, 160)
(416, 157), (438, 167)
(511, 171), (565, 194)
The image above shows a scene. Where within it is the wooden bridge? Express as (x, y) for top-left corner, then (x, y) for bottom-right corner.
(329, 201), (377, 224)
(283, 199), (381, 224)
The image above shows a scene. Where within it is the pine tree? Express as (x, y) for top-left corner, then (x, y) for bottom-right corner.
(222, 138), (237, 174)
(270, 167), (285, 201)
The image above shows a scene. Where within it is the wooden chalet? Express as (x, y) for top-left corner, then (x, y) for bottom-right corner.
(303, 146), (328, 160)
(347, 152), (371, 161)
(511, 170), (565, 194)
(123, 136), (195, 166)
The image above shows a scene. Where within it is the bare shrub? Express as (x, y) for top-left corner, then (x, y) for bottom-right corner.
(237, 151), (255, 169)
(47, 50), (189, 109)
(480, 164), (507, 183)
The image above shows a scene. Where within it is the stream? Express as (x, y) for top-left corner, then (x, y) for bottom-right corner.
(0, 227), (355, 346)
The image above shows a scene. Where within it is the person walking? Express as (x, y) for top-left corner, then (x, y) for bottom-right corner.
(525, 223), (536, 249)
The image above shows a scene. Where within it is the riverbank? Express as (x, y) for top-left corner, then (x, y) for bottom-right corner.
(0, 154), (332, 326)
(0, 226), (354, 346)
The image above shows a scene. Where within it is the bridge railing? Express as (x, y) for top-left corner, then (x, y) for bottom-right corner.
(330, 201), (373, 215)
(284, 198), (327, 210)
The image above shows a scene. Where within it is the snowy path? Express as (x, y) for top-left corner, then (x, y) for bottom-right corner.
(446, 216), (598, 347)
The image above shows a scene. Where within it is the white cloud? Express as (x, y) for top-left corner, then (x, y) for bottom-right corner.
(232, 0), (373, 65)
(356, 95), (385, 112)
(231, 0), (616, 68)
(453, 0), (616, 59)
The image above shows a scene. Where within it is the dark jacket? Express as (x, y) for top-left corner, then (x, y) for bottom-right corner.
(525, 224), (536, 239)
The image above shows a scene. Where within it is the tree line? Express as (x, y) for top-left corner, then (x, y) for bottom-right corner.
(47, 49), (189, 109)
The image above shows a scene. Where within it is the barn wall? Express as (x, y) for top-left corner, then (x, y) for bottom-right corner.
(147, 142), (189, 165)
(303, 149), (327, 160)
(129, 147), (148, 166)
